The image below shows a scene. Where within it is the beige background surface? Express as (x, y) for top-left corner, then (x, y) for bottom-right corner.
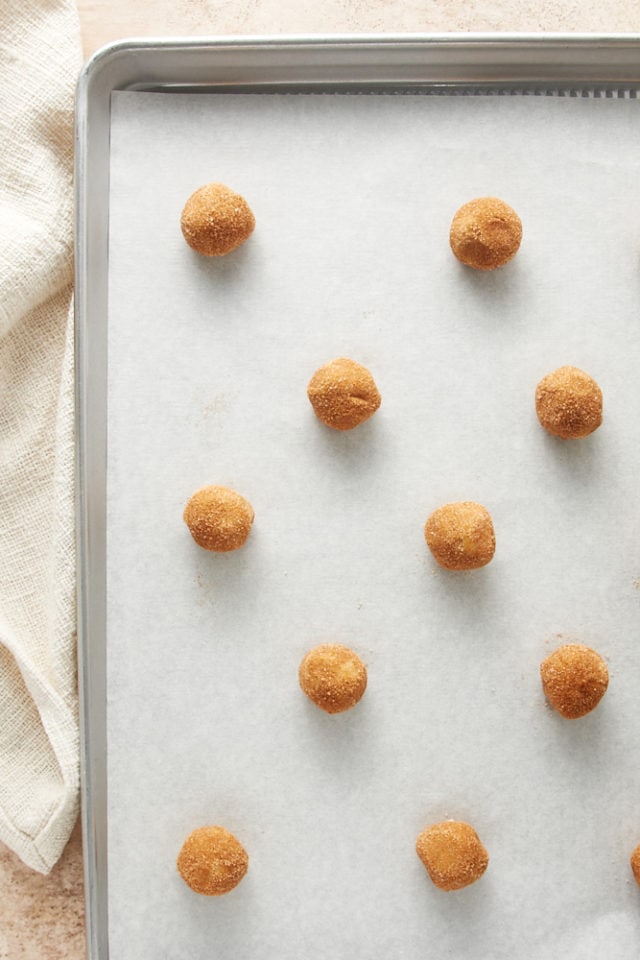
(1, 2), (639, 958)
(78, 0), (640, 59)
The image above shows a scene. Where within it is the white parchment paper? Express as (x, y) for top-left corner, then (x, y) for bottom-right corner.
(107, 90), (640, 960)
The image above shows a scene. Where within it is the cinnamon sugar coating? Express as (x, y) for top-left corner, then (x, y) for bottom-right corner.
(631, 844), (640, 886)
(535, 366), (602, 439)
(180, 182), (255, 256)
(416, 821), (489, 891)
(449, 197), (522, 270)
(540, 643), (609, 719)
(183, 485), (254, 552)
(299, 643), (367, 714)
(424, 502), (495, 571)
(177, 826), (248, 895)
(307, 357), (381, 431)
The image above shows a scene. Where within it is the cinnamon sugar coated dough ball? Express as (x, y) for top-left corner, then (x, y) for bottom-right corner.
(299, 644), (367, 714)
(540, 643), (609, 719)
(416, 821), (489, 891)
(631, 845), (640, 885)
(424, 502), (495, 571)
(180, 183), (255, 256)
(450, 197), (522, 270)
(535, 366), (603, 439)
(183, 485), (254, 552)
(307, 357), (381, 431)
(177, 826), (248, 895)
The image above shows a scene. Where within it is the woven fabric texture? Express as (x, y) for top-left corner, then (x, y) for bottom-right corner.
(0, 0), (81, 873)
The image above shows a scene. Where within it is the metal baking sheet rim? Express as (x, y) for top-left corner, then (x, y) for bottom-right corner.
(74, 33), (640, 960)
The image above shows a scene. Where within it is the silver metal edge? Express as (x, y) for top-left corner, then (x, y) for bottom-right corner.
(74, 33), (640, 959)
(75, 52), (109, 960)
(78, 33), (640, 93)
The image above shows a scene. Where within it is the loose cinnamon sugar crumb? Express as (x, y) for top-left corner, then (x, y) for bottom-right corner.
(535, 366), (603, 439)
(183, 485), (254, 552)
(299, 643), (367, 714)
(424, 502), (495, 571)
(540, 643), (609, 719)
(630, 844), (640, 885)
(177, 826), (248, 895)
(307, 357), (381, 431)
(180, 182), (255, 256)
(416, 821), (489, 891)
(449, 197), (522, 270)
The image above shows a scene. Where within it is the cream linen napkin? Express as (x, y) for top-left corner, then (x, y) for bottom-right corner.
(0, 0), (81, 872)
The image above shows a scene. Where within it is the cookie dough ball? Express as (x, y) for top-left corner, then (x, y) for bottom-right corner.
(183, 485), (254, 552)
(450, 197), (522, 270)
(307, 357), (381, 431)
(416, 821), (489, 891)
(177, 826), (248, 895)
(424, 501), (495, 571)
(540, 643), (609, 719)
(180, 182), (255, 256)
(299, 643), (367, 714)
(535, 366), (602, 439)
(631, 844), (640, 886)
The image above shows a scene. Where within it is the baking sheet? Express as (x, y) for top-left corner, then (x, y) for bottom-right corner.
(107, 89), (640, 959)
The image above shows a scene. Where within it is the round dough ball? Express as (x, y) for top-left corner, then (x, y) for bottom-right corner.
(449, 197), (522, 270)
(535, 366), (602, 439)
(177, 825), (248, 895)
(299, 643), (367, 714)
(630, 844), (640, 886)
(416, 820), (489, 891)
(424, 501), (495, 571)
(183, 485), (254, 552)
(307, 357), (381, 431)
(540, 643), (609, 719)
(180, 182), (255, 256)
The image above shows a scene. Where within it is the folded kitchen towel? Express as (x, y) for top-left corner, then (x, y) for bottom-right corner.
(0, 0), (82, 872)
